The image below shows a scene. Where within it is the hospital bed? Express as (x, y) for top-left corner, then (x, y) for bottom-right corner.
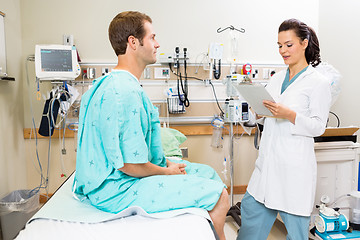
(16, 173), (218, 240)
(16, 128), (218, 240)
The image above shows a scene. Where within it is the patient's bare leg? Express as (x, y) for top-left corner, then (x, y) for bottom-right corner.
(209, 188), (230, 240)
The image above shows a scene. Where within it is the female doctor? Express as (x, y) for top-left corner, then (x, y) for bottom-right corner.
(237, 19), (331, 240)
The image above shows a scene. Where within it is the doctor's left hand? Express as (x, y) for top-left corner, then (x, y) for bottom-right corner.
(263, 100), (296, 124)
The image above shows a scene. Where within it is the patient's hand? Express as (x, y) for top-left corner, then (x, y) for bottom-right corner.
(166, 160), (187, 175)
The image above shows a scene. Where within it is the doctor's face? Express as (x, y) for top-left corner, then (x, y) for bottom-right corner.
(137, 21), (160, 65)
(277, 30), (308, 66)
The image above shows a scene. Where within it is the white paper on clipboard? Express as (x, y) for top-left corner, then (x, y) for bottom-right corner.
(232, 83), (275, 117)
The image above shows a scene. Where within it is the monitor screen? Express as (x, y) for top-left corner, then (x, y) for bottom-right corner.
(41, 49), (72, 72)
(35, 45), (80, 80)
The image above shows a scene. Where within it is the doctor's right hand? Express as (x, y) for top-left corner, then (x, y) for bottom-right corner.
(263, 100), (296, 124)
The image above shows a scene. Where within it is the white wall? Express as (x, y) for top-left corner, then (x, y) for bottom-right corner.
(319, 0), (360, 128)
(20, 0), (319, 64)
(0, 0), (27, 197)
(19, 0), (321, 129)
(17, 0), (323, 191)
(1, 0), (359, 199)
(17, 0), (322, 191)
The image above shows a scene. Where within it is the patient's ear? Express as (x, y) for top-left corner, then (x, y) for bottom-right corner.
(128, 36), (138, 50)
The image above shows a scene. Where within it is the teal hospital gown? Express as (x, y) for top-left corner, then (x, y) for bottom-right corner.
(73, 70), (225, 214)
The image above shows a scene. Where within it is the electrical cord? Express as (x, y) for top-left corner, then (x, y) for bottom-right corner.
(169, 63), (203, 81)
(209, 80), (225, 116)
(327, 111), (340, 127)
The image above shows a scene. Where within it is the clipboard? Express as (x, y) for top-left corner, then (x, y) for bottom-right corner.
(232, 83), (275, 117)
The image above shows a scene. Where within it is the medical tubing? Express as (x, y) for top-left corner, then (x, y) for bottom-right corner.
(26, 55), (48, 196)
(50, 86), (71, 130)
(59, 121), (67, 177)
(169, 60), (223, 113)
(194, 52), (208, 74)
(183, 48), (188, 96)
(176, 58), (181, 102)
(328, 194), (351, 207)
(176, 72), (182, 104)
(62, 113), (66, 150)
(234, 126), (245, 140)
(45, 108), (52, 197)
(179, 76), (190, 107)
(211, 118), (224, 128)
(50, 92), (70, 176)
(209, 80), (225, 116)
(43, 98), (53, 194)
(50, 98), (61, 130)
(213, 59), (221, 79)
(175, 55), (190, 107)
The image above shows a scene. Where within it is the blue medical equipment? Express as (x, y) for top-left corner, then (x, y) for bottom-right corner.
(314, 201), (360, 239)
(315, 212), (348, 233)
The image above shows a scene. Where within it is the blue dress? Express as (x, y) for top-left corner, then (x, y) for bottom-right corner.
(73, 70), (225, 214)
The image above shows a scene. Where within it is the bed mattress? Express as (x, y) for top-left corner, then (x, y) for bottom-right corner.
(16, 173), (217, 240)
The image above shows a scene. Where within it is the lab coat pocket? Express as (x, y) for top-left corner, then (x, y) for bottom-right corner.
(280, 135), (308, 168)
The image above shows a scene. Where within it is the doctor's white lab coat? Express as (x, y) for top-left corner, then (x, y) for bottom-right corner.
(247, 65), (331, 216)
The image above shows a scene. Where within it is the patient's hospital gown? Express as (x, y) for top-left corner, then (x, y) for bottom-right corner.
(73, 70), (225, 214)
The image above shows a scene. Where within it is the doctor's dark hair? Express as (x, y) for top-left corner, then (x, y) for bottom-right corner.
(109, 11), (152, 56)
(279, 19), (321, 67)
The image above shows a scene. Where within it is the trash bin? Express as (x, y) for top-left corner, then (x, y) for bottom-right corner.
(0, 190), (39, 240)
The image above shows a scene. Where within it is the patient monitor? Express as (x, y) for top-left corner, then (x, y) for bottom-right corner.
(35, 44), (80, 81)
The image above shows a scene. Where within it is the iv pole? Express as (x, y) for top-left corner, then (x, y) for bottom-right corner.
(229, 122), (234, 206)
(227, 122), (241, 227)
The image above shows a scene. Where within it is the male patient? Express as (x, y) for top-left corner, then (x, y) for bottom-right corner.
(73, 11), (229, 239)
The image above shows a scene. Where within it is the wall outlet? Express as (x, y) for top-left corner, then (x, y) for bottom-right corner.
(144, 67), (151, 79)
(81, 68), (87, 78)
(87, 68), (95, 79)
(270, 69), (276, 77)
(181, 147), (188, 158)
(154, 68), (170, 79)
(101, 67), (109, 76)
(63, 34), (74, 46)
(252, 68), (259, 79)
(263, 68), (270, 79)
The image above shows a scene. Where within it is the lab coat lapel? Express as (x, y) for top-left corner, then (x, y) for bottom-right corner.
(279, 66), (314, 97)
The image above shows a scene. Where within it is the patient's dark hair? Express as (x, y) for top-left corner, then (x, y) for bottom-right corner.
(109, 11), (152, 56)
(279, 19), (321, 67)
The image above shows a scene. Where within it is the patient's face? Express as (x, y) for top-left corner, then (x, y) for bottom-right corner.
(137, 21), (160, 65)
